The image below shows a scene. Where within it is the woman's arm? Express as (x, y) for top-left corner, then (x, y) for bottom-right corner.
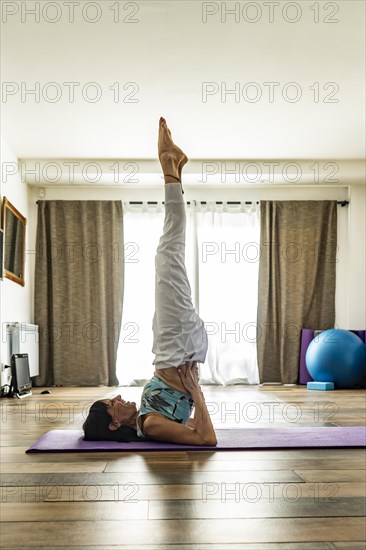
(187, 417), (196, 428)
(142, 365), (217, 446)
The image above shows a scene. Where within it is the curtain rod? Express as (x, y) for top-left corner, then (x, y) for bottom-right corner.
(35, 200), (349, 206)
(128, 200), (350, 206)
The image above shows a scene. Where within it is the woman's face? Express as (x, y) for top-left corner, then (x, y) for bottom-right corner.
(102, 395), (138, 431)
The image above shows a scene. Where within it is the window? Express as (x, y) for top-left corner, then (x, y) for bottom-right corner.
(116, 202), (260, 386)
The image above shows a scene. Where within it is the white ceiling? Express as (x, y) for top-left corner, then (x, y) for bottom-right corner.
(1, 1), (365, 160)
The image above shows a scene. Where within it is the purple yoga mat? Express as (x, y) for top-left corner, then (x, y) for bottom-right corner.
(26, 427), (366, 453)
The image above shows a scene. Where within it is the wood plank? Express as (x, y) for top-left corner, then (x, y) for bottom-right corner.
(0, 447), (190, 462)
(104, 458), (366, 473)
(147, 497), (365, 519)
(2, 446), (365, 463)
(2, 497), (363, 522)
(334, 544), (366, 549)
(0, 501), (148, 521)
(0, 469), (302, 485)
(1, 483), (364, 503)
(0, 543), (341, 550)
(0, 462), (108, 473)
(295, 470), (366, 483)
(186, 449), (366, 461)
(1, 518), (365, 545)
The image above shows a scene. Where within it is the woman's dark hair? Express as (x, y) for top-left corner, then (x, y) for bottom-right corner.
(83, 400), (141, 442)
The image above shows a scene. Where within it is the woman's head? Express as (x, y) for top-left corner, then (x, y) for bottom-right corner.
(83, 395), (140, 442)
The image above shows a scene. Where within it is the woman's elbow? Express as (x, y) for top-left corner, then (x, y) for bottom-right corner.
(201, 434), (217, 446)
(141, 417), (159, 439)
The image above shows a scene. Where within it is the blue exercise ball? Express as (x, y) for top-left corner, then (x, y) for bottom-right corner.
(305, 329), (366, 389)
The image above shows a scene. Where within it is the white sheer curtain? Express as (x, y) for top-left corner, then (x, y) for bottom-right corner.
(116, 200), (260, 386)
(116, 201), (197, 385)
(116, 202), (162, 386)
(195, 201), (260, 385)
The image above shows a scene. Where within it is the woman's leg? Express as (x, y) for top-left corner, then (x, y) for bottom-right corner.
(151, 118), (208, 368)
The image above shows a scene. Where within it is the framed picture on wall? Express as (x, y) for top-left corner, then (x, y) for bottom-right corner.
(0, 228), (3, 280)
(1, 197), (26, 286)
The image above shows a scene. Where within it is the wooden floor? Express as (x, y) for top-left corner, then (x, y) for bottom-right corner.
(0, 384), (365, 550)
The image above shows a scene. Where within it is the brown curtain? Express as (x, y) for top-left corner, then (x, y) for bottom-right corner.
(257, 201), (337, 384)
(33, 201), (124, 386)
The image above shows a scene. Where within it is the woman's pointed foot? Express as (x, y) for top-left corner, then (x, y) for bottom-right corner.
(158, 117), (188, 184)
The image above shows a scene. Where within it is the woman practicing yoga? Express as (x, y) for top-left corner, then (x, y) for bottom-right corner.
(83, 117), (217, 446)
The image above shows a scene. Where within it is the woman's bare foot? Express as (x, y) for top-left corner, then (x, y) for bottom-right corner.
(158, 117), (188, 184)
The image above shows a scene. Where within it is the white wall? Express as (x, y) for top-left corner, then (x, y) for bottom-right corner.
(346, 184), (366, 327)
(28, 173), (366, 331)
(0, 139), (32, 366)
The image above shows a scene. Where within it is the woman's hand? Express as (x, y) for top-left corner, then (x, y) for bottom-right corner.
(142, 360), (217, 446)
(177, 361), (201, 395)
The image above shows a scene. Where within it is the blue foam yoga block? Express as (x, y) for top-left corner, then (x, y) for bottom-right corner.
(307, 381), (334, 391)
